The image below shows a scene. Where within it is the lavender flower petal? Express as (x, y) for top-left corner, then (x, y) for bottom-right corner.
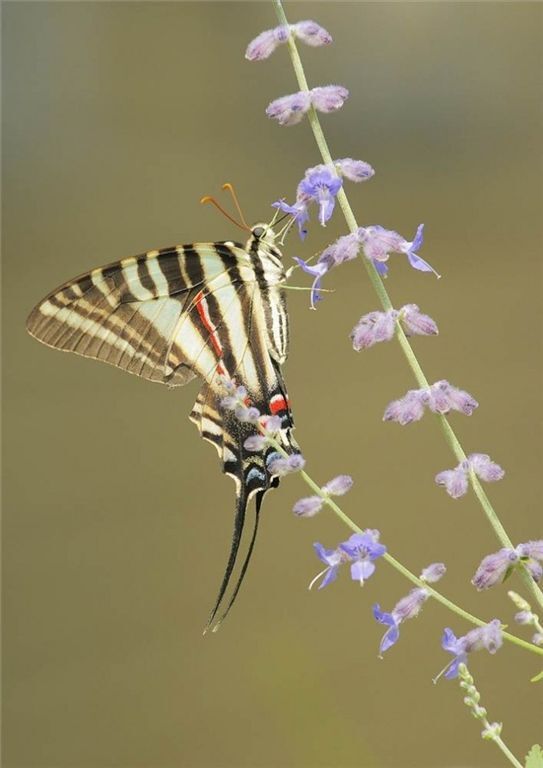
(517, 541), (543, 562)
(293, 257), (329, 308)
(298, 166), (342, 226)
(322, 233), (360, 265)
(272, 199), (309, 239)
(420, 562), (447, 583)
(471, 548), (519, 590)
(351, 310), (397, 351)
(383, 390), (426, 425)
(243, 435), (268, 452)
(468, 453), (505, 482)
(373, 605), (400, 654)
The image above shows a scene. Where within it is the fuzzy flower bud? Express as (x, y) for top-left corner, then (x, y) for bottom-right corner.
(291, 20), (332, 47)
(439, 620), (503, 680)
(310, 85), (349, 113)
(245, 25), (289, 61)
(435, 467), (469, 499)
(400, 304), (439, 336)
(351, 310), (397, 351)
(383, 390), (426, 425)
(471, 548), (519, 590)
(420, 562), (447, 583)
(266, 91), (312, 126)
(373, 587), (430, 655)
(435, 453), (504, 499)
(293, 496), (323, 518)
(334, 158), (375, 182)
(321, 474), (354, 496)
(268, 453), (305, 477)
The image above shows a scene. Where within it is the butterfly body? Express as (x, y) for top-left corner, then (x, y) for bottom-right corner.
(27, 223), (299, 627)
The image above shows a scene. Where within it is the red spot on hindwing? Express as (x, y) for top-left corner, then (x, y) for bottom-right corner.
(270, 395), (289, 415)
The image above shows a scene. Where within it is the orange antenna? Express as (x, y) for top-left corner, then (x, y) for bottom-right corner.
(221, 182), (249, 229)
(200, 194), (251, 232)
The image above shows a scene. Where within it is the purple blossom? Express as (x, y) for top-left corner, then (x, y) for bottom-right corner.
(235, 404), (260, 423)
(310, 85), (350, 113)
(245, 25), (289, 61)
(309, 529), (385, 589)
(291, 20), (332, 47)
(383, 390), (426, 425)
(260, 414), (283, 434)
(268, 453), (306, 477)
(357, 224), (439, 278)
(435, 467), (470, 499)
(321, 474), (353, 496)
(420, 562), (447, 583)
(243, 435), (268, 452)
(335, 157), (375, 182)
(293, 496), (324, 518)
(400, 304), (439, 336)
(339, 531), (387, 585)
(351, 309), (397, 351)
(373, 587), (430, 655)
(298, 166), (343, 226)
(310, 543), (342, 589)
(472, 541), (543, 589)
(439, 620), (503, 680)
(435, 453), (504, 499)
(266, 91), (312, 126)
(245, 20), (331, 62)
(293, 258), (329, 309)
(272, 199), (309, 239)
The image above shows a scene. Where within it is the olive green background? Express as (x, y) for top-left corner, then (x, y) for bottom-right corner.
(3, 2), (542, 767)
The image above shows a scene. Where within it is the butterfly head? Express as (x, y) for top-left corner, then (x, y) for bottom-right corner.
(249, 223), (278, 248)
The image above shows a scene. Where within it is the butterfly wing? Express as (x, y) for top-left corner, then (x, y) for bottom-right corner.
(27, 240), (299, 626)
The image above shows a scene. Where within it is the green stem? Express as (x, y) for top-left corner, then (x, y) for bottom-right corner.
(272, 0), (543, 614)
(491, 738), (524, 768)
(264, 432), (543, 658)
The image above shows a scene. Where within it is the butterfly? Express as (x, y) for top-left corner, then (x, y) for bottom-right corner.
(26, 185), (300, 631)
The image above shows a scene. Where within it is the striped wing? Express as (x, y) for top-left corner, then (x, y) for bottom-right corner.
(27, 240), (299, 627)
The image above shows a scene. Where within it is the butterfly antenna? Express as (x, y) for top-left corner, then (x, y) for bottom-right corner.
(200, 194), (251, 233)
(222, 182), (249, 229)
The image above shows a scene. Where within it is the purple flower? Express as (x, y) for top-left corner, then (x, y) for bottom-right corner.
(439, 620), (503, 680)
(515, 540), (543, 562)
(309, 543), (343, 589)
(435, 453), (503, 499)
(310, 85), (349, 113)
(268, 452), (306, 477)
(339, 531), (387, 585)
(293, 258), (329, 309)
(293, 496), (324, 518)
(245, 20), (331, 62)
(383, 390), (426, 425)
(335, 158), (375, 182)
(435, 467), (469, 499)
(266, 91), (312, 126)
(235, 404), (260, 423)
(321, 474), (353, 496)
(291, 20), (332, 47)
(260, 414), (283, 434)
(243, 435), (268, 452)
(373, 587), (430, 655)
(245, 25), (289, 61)
(420, 562), (447, 583)
(351, 310), (397, 351)
(272, 199), (310, 239)
(472, 548), (519, 590)
(357, 224), (439, 278)
(298, 166), (342, 226)
(400, 304), (439, 336)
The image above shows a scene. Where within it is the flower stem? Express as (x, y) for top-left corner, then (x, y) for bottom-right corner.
(272, 0), (543, 613)
(263, 432), (543, 658)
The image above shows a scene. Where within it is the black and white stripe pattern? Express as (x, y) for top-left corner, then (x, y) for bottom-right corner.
(27, 223), (299, 627)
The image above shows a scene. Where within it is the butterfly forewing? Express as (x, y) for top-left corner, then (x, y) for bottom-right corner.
(27, 231), (299, 627)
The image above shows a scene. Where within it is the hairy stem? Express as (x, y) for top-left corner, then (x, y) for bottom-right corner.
(272, 0), (543, 613)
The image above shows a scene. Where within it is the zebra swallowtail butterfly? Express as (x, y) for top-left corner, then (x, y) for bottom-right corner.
(26, 187), (300, 630)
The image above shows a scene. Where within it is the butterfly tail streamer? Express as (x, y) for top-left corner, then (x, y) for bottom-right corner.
(204, 482), (249, 633)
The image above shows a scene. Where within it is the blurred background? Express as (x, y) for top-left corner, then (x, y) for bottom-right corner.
(3, 2), (542, 767)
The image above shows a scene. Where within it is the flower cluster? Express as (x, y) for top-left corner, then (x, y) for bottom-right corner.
(351, 304), (438, 351)
(373, 562), (446, 655)
(509, 591), (543, 647)
(435, 454), (504, 499)
(438, 620), (503, 680)
(293, 474), (353, 517)
(266, 85), (349, 126)
(472, 541), (543, 590)
(310, 530), (386, 589)
(383, 380), (478, 425)
(246, 20), (332, 62)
